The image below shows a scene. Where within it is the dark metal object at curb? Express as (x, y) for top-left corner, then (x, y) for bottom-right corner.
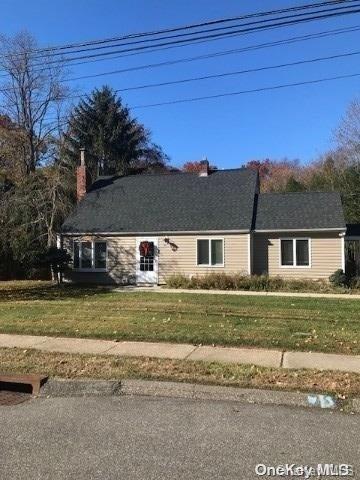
(0, 374), (48, 396)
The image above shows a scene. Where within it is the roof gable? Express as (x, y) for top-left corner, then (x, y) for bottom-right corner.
(255, 192), (346, 231)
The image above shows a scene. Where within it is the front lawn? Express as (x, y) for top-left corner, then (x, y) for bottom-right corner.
(0, 281), (359, 354)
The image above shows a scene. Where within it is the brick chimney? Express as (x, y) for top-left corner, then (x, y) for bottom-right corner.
(77, 148), (91, 202)
(199, 158), (209, 177)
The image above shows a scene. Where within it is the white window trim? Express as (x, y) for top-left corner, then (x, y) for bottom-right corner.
(279, 238), (312, 269)
(73, 240), (108, 272)
(196, 238), (225, 267)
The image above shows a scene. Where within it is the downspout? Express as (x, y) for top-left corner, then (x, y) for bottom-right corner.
(248, 172), (260, 276)
(340, 232), (346, 273)
(56, 233), (63, 284)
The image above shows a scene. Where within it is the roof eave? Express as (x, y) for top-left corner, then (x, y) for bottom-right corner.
(254, 227), (346, 233)
(59, 229), (251, 236)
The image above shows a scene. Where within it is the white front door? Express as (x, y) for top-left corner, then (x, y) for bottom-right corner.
(136, 237), (158, 284)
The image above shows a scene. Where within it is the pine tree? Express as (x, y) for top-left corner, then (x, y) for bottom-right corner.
(65, 86), (168, 179)
(284, 176), (305, 192)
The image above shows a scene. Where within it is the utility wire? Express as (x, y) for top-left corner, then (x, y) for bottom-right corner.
(8, 5), (359, 70)
(54, 48), (360, 102)
(3, 0), (357, 58)
(65, 26), (360, 83)
(1, 43), (358, 97)
(108, 50), (360, 93)
(0, 8), (359, 78)
(42, 0), (360, 52)
(131, 72), (360, 109)
(0, 25), (359, 91)
(42, 7), (360, 65)
(2, 23), (358, 83)
(29, 2), (360, 59)
(43, 69), (360, 122)
(0, 23), (358, 84)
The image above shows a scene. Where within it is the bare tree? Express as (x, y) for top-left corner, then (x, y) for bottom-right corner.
(36, 159), (75, 248)
(336, 98), (360, 162)
(0, 31), (69, 173)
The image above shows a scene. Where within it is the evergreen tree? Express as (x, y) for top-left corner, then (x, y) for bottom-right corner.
(284, 176), (305, 192)
(65, 86), (168, 179)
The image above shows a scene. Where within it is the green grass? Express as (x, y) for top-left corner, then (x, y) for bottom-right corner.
(0, 281), (360, 354)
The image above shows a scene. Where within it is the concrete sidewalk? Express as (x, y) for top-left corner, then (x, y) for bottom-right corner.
(1, 333), (360, 373)
(115, 286), (360, 300)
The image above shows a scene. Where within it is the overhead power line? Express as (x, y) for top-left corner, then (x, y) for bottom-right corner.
(44, 69), (360, 122)
(0, 5), (359, 78)
(3, 0), (357, 58)
(30, 1), (360, 60)
(0, 24), (357, 83)
(131, 72), (360, 109)
(41, 1), (360, 52)
(57, 48), (360, 102)
(1, 45), (358, 97)
(109, 50), (360, 93)
(30, 5), (360, 66)
(65, 26), (360, 83)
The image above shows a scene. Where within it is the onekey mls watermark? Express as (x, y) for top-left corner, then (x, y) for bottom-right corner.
(255, 464), (354, 478)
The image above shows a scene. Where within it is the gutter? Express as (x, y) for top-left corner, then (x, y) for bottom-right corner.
(58, 229), (251, 236)
(254, 228), (346, 233)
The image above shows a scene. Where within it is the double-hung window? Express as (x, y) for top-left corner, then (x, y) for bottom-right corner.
(73, 240), (107, 271)
(280, 238), (310, 267)
(197, 239), (224, 266)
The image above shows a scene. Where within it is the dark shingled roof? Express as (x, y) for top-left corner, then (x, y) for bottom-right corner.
(255, 192), (346, 231)
(61, 168), (258, 233)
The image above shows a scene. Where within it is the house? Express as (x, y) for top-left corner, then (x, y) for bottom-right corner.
(59, 151), (346, 284)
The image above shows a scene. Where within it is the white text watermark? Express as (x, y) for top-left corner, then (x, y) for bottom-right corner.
(255, 464), (354, 478)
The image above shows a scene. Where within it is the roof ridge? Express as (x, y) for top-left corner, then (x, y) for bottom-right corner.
(92, 167), (255, 182)
(124, 166), (252, 178)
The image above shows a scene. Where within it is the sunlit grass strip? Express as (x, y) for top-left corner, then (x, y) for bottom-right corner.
(1, 347), (359, 399)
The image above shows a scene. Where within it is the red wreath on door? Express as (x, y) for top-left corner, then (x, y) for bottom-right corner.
(139, 241), (154, 257)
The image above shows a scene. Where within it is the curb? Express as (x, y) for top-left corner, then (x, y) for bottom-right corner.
(40, 378), (122, 397)
(39, 378), (360, 413)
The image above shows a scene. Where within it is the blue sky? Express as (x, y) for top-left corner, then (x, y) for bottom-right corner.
(1, 0), (359, 169)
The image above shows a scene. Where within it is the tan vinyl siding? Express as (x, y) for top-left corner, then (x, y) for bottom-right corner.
(62, 233), (249, 284)
(253, 232), (343, 279)
(158, 234), (249, 283)
(62, 235), (136, 284)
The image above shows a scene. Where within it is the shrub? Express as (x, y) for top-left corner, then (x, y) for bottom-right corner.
(192, 273), (235, 290)
(281, 278), (329, 292)
(36, 247), (72, 285)
(329, 269), (348, 287)
(165, 274), (191, 289)
(165, 272), (360, 293)
(165, 273), (335, 292)
(349, 276), (360, 289)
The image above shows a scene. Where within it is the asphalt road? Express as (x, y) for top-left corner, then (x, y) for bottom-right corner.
(0, 395), (359, 480)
